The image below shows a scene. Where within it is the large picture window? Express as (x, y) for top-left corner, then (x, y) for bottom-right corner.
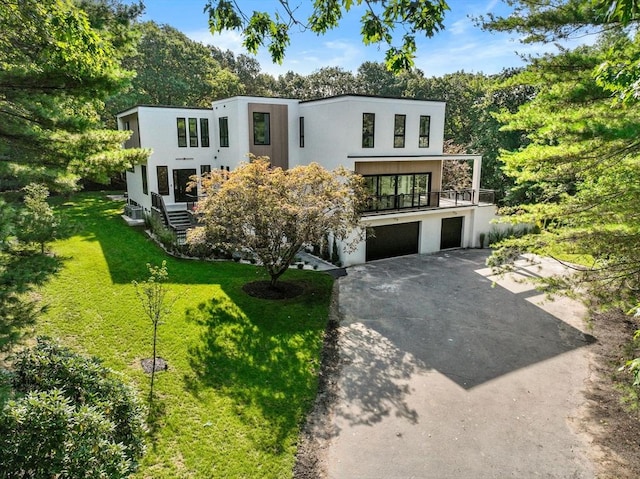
(394, 114), (406, 148)
(219, 117), (229, 147)
(362, 113), (375, 148)
(419, 115), (430, 148)
(177, 118), (187, 147)
(363, 173), (431, 212)
(253, 112), (270, 145)
(189, 118), (198, 147)
(156, 166), (169, 195)
(200, 118), (210, 147)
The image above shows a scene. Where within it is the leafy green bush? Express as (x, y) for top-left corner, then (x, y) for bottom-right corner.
(0, 390), (133, 478)
(487, 224), (539, 247)
(1, 338), (147, 476)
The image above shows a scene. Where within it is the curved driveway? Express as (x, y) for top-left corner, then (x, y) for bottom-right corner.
(326, 249), (596, 479)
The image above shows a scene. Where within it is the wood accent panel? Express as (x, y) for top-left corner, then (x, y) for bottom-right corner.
(248, 103), (289, 169)
(355, 160), (442, 191)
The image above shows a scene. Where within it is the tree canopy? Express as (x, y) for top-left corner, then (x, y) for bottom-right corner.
(187, 157), (366, 287)
(205, 0), (450, 71)
(106, 22), (243, 120)
(0, 0), (149, 192)
(482, 2), (640, 312)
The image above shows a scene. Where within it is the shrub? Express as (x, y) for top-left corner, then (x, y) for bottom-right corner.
(331, 239), (340, 265)
(1, 337), (147, 475)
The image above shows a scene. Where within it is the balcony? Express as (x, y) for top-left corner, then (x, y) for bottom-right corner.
(363, 188), (495, 215)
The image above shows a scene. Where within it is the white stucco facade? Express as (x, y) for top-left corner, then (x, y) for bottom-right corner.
(117, 95), (498, 266)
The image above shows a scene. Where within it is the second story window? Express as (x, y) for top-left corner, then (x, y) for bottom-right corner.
(219, 117), (229, 147)
(189, 118), (198, 147)
(253, 112), (270, 145)
(419, 115), (430, 148)
(177, 118), (187, 147)
(200, 118), (210, 147)
(362, 113), (375, 148)
(299, 116), (305, 147)
(394, 114), (406, 148)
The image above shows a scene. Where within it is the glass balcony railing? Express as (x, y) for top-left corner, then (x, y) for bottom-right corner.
(363, 188), (495, 214)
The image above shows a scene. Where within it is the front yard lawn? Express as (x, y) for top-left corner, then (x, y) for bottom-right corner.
(35, 192), (333, 478)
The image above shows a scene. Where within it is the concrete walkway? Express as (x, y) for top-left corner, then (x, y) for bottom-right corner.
(326, 250), (595, 478)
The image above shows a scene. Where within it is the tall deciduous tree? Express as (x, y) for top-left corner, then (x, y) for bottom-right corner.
(204, 0), (450, 71)
(0, 0), (149, 193)
(188, 157), (366, 287)
(106, 22), (243, 119)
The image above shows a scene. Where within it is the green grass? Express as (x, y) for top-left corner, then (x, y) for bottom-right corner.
(34, 192), (333, 478)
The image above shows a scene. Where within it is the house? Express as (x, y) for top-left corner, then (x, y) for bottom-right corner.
(117, 95), (497, 266)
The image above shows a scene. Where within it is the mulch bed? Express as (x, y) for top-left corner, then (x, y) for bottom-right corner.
(242, 280), (304, 300)
(140, 357), (169, 373)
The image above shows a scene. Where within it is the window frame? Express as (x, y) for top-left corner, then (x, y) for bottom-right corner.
(253, 112), (271, 146)
(299, 116), (305, 148)
(363, 172), (432, 212)
(394, 114), (406, 148)
(219, 117), (229, 147)
(419, 115), (431, 148)
(200, 118), (210, 147)
(177, 118), (187, 147)
(188, 118), (198, 147)
(200, 164), (211, 176)
(156, 166), (169, 196)
(141, 164), (148, 195)
(362, 113), (375, 148)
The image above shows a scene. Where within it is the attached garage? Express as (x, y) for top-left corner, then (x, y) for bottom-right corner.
(440, 216), (463, 249)
(366, 222), (419, 261)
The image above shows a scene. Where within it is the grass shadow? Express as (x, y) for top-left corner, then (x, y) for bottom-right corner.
(0, 250), (64, 351)
(146, 393), (168, 451)
(183, 280), (331, 454)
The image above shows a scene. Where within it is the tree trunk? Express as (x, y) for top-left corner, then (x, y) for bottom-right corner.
(150, 322), (158, 401)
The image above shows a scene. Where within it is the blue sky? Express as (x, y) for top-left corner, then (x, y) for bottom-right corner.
(141, 0), (590, 77)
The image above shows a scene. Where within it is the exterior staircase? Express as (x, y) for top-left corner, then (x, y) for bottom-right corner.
(166, 210), (192, 231)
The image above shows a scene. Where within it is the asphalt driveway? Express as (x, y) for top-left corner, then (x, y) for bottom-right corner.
(325, 249), (596, 478)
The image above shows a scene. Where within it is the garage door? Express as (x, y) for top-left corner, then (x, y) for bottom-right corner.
(366, 222), (419, 261)
(440, 217), (463, 249)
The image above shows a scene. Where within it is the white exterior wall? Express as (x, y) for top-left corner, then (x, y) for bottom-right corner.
(118, 95), (495, 266)
(297, 96), (446, 170)
(339, 205), (490, 267)
(211, 96), (301, 169)
(119, 106), (216, 212)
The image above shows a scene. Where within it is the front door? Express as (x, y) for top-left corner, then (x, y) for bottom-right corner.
(173, 168), (196, 203)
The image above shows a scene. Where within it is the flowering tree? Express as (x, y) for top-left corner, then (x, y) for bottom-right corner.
(188, 156), (366, 287)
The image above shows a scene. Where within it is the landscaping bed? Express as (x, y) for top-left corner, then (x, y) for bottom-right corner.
(28, 192), (334, 478)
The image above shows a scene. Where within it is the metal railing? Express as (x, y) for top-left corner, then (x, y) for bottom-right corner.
(363, 188), (495, 214)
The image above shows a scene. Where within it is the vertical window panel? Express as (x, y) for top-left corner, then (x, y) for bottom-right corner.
(394, 114), (406, 148)
(219, 117), (229, 147)
(189, 118), (198, 147)
(419, 115), (430, 148)
(299, 116), (305, 147)
(141, 164), (148, 195)
(200, 118), (210, 147)
(362, 113), (375, 148)
(253, 112), (270, 145)
(156, 166), (169, 195)
(177, 118), (187, 147)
